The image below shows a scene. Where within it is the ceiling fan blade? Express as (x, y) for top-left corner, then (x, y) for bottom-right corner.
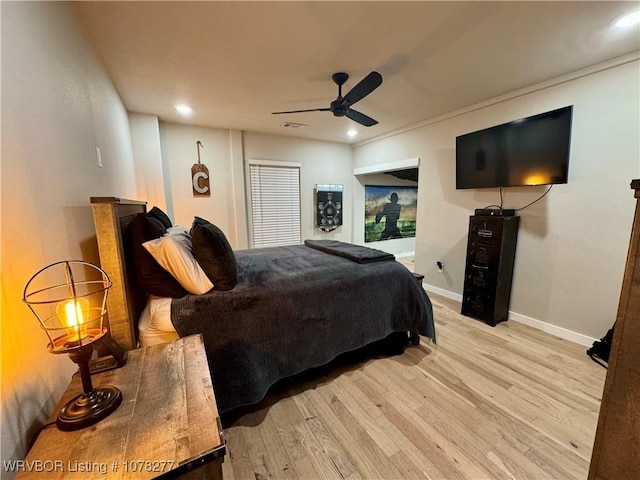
(272, 108), (331, 115)
(341, 71), (383, 107)
(346, 109), (378, 127)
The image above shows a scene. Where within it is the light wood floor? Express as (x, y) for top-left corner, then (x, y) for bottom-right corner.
(220, 293), (606, 480)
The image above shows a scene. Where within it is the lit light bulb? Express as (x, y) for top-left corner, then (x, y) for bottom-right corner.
(175, 104), (193, 115)
(55, 297), (90, 343)
(524, 173), (551, 185)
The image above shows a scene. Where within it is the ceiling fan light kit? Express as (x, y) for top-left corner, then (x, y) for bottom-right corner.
(272, 71), (383, 127)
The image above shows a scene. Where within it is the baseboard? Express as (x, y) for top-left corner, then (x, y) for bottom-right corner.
(508, 311), (597, 347)
(395, 251), (415, 258)
(423, 283), (463, 303)
(423, 283), (597, 347)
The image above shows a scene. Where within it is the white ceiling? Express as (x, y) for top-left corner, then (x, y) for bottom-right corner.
(72, 1), (640, 145)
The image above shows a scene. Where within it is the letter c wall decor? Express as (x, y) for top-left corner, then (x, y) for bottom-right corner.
(192, 140), (210, 197)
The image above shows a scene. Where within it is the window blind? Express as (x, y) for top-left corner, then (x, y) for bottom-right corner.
(249, 163), (301, 248)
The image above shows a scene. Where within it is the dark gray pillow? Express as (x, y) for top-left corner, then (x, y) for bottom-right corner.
(125, 213), (187, 298)
(147, 206), (172, 229)
(191, 217), (237, 291)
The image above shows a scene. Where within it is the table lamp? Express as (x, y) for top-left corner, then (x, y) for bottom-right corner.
(23, 260), (122, 431)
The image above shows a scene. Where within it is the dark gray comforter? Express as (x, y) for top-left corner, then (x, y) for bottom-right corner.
(304, 239), (396, 263)
(171, 243), (435, 413)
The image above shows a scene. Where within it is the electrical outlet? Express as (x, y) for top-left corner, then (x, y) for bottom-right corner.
(96, 146), (103, 167)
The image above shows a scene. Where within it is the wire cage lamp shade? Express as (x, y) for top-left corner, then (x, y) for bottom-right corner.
(23, 260), (122, 431)
(23, 260), (112, 351)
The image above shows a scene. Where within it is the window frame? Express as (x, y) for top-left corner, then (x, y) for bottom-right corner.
(246, 159), (302, 249)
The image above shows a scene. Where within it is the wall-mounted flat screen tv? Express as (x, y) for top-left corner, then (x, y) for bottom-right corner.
(456, 106), (573, 189)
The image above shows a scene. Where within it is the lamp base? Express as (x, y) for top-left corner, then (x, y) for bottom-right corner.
(56, 386), (122, 431)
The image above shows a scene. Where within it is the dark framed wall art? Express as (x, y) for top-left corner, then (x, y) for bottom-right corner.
(364, 185), (418, 243)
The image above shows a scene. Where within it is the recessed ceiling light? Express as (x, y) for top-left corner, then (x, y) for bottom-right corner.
(175, 104), (193, 115)
(347, 129), (358, 138)
(612, 10), (640, 28)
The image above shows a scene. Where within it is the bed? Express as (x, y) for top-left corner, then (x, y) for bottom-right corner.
(90, 197), (435, 413)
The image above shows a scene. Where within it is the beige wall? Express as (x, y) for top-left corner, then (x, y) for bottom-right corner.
(129, 125), (355, 251)
(128, 113), (167, 213)
(243, 131), (354, 245)
(354, 59), (640, 341)
(158, 123), (239, 244)
(1, 2), (137, 473)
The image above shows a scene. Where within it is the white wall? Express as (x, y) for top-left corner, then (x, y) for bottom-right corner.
(243, 132), (354, 244)
(354, 59), (639, 340)
(1, 1), (137, 472)
(140, 126), (354, 250)
(229, 130), (249, 249)
(158, 123), (240, 245)
(128, 113), (167, 213)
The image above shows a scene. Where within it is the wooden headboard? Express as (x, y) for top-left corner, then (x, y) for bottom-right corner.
(91, 197), (147, 351)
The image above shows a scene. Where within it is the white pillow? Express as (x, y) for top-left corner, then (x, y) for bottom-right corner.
(143, 226), (213, 295)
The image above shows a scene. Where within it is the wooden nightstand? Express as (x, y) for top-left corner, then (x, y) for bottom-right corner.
(17, 335), (225, 479)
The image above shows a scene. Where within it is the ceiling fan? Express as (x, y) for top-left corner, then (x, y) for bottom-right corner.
(272, 71), (383, 127)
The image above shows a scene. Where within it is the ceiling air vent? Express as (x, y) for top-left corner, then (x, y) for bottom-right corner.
(281, 122), (308, 129)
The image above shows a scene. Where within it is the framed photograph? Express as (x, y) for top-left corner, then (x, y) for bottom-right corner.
(364, 185), (418, 243)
